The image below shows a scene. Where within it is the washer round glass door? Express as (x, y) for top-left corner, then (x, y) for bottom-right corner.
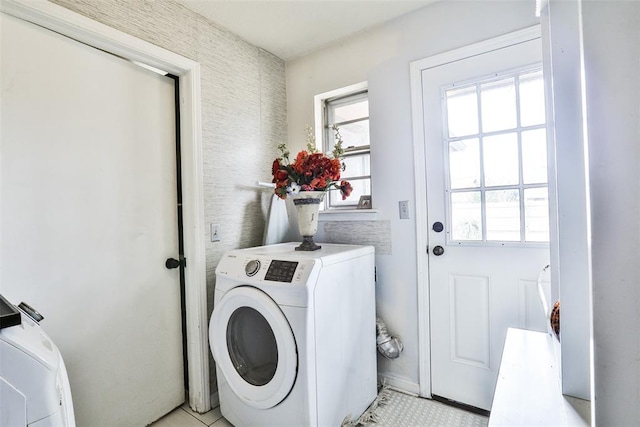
(209, 286), (298, 409)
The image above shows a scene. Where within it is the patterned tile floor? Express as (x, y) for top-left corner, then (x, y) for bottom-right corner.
(371, 389), (488, 427)
(153, 389), (488, 427)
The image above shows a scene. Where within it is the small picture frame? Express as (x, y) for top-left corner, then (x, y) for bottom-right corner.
(357, 195), (372, 209)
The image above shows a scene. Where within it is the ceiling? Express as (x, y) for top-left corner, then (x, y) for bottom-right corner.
(175, 0), (436, 61)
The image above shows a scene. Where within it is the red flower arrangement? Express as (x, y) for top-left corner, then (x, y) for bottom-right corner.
(272, 126), (353, 200)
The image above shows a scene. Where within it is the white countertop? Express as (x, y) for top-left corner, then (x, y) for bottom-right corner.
(489, 328), (590, 426)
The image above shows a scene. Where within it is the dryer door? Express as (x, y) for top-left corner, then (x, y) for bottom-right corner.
(210, 286), (298, 409)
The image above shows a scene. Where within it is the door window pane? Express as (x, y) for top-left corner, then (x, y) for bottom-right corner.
(483, 133), (519, 186)
(522, 129), (548, 184)
(525, 187), (549, 242)
(446, 86), (479, 138)
(451, 191), (482, 241)
(519, 70), (546, 127)
(486, 189), (520, 241)
(481, 78), (516, 132)
(443, 66), (549, 244)
(449, 138), (480, 189)
(226, 307), (278, 386)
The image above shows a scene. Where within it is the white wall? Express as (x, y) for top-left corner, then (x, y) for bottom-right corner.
(581, 1), (640, 424)
(287, 0), (539, 390)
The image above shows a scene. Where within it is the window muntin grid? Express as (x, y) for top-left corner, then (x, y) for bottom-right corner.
(324, 91), (371, 208)
(443, 67), (549, 244)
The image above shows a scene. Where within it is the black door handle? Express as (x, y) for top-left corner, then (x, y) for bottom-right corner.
(432, 246), (445, 256)
(165, 258), (183, 269)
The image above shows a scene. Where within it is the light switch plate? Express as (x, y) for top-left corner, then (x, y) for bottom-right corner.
(399, 200), (410, 219)
(211, 224), (221, 242)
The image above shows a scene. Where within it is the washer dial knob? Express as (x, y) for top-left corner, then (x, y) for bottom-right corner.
(245, 260), (261, 277)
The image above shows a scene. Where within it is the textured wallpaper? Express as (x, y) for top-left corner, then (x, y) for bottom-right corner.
(49, 0), (287, 396)
(322, 220), (392, 255)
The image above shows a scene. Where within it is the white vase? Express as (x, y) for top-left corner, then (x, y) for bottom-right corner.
(291, 191), (324, 251)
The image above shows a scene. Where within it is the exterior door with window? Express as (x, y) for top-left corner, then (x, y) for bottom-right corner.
(420, 36), (550, 410)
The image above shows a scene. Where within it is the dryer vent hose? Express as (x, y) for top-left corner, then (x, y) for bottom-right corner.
(376, 318), (404, 359)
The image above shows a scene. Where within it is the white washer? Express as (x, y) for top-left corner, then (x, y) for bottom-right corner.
(209, 243), (377, 426)
(0, 297), (75, 427)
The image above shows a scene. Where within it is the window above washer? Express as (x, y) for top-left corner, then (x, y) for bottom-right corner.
(314, 82), (372, 213)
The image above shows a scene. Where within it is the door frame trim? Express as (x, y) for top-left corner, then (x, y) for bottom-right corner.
(409, 25), (542, 399)
(1, 0), (210, 412)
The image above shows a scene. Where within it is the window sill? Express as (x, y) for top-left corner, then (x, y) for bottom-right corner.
(319, 209), (379, 221)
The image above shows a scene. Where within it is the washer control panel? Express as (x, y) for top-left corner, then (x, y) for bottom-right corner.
(217, 253), (316, 287)
(264, 260), (299, 283)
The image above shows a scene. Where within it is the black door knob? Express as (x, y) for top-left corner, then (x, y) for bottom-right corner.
(432, 246), (445, 256)
(165, 258), (182, 269)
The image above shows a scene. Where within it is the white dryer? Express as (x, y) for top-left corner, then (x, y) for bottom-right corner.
(209, 243), (376, 426)
(0, 296), (75, 427)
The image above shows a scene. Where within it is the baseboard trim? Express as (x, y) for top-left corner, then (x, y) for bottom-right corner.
(377, 373), (420, 396)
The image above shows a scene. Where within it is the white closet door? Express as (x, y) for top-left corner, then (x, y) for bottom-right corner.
(1, 13), (183, 426)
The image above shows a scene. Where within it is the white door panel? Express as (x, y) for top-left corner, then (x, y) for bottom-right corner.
(1, 13), (183, 426)
(421, 38), (550, 410)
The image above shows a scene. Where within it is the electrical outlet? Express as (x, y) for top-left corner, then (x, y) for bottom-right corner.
(211, 224), (221, 242)
(399, 200), (410, 219)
